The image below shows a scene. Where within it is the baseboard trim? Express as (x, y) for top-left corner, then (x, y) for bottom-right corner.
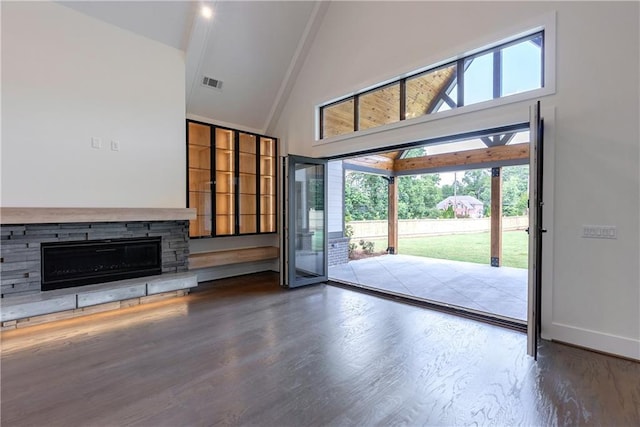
(547, 322), (639, 361)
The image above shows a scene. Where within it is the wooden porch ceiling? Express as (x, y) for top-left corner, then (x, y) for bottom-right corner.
(323, 65), (456, 139)
(343, 143), (530, 175)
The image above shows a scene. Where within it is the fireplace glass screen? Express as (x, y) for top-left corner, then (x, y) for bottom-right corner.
(41, 237), (162, 291)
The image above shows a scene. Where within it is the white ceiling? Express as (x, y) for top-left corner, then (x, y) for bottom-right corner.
(58, 1), (325, 135)
(59, 1), (196, 50)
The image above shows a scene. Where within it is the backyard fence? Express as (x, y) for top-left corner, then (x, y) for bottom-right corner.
(348, 216), (529, 240)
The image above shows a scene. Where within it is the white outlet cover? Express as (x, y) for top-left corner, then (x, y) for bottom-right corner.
(582, 225), (617, 239)
(111, 140), (120, 151)
(91, 137), (101, 149)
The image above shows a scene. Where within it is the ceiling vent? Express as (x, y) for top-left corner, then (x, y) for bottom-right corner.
(201, 76), (223, 90)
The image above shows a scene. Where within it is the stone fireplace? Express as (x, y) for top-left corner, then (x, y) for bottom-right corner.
(1, 219), (191, 298)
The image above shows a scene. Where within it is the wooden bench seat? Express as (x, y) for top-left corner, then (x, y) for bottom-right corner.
(189, 246), (279, 270)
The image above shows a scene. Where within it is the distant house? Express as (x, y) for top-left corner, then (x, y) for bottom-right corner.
(437, 195), (484, 218)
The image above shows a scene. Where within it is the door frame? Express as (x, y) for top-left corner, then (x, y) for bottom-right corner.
(285, 104), (554, 357)
(527, 100), (545, 359)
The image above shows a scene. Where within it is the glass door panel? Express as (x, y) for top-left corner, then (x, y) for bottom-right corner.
(215, 128), (235, 235)
(260, 137), (277, 233)
(282, 156), (327, 288)
(238, 132), (257, 234)
(187, 122), (212, 237)
(188, 192), (211, 236)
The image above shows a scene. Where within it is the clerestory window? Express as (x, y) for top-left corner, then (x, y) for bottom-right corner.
(320, 31), (544, 140)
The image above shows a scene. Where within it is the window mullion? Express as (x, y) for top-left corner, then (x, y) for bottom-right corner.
(456, 58), (465, 107)
(354, 95), (359, 132)
(399, 78), (406, 120)
(493, 49), (502, 99)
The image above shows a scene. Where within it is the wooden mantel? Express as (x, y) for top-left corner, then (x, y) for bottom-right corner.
(0, 208), (197, 225)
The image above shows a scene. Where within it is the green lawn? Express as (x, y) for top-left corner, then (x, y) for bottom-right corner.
(369, 231), (529, 268)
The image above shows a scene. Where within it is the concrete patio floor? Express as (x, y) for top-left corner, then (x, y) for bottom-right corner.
(329, 254), (528, 321)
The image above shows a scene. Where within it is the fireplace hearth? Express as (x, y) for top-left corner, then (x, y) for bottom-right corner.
(41, 237), (162, 291)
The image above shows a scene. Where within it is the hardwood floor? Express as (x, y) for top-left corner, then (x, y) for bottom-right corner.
(1, 272), (638, 426)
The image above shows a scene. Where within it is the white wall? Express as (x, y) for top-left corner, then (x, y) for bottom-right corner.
(327, 160), (344, 234)
(275, 2), (640, 359)
(1, 1), (186, 208)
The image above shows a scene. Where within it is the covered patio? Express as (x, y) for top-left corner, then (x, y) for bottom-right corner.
(329, 254), (527, 321)
(329, 125), (532, 323)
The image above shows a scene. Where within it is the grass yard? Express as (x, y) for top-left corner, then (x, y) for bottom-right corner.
(369, 230), (528, 268)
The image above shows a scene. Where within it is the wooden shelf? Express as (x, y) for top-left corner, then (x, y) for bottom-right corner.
(188, 146), (211, 170)
(260, 214), (276, 232)
(188, 122), (210, 146)
(215, 128), (234, 150)
(238, 212), (257, 233)
(239, 153), (256, 171)
(1, 208), (197, 225)
(215, 215), (234, 235)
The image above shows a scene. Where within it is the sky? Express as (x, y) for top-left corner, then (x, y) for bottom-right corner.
(431, 38), (541, 186)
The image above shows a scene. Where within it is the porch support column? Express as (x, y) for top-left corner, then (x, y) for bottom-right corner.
(388, 176), (398, 254)
(490, 167), (502, 267)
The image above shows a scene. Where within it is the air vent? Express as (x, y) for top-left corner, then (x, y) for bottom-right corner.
(201, 76), (223, 90)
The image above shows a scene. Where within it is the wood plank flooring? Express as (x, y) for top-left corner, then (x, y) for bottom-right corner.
(1, 272), (639, 426)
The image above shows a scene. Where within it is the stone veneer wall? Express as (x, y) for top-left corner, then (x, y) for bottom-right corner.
(328, 236), (350, 267)
(0, 221), (189, 298)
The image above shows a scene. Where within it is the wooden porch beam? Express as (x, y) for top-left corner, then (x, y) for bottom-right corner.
(344, 155), (394, 172)
(393, 143), (529, 174)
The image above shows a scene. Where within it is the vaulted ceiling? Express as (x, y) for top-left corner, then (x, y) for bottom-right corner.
(58, 1), (326, 135)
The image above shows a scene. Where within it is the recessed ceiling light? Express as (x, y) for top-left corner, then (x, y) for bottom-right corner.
(201, 5), (213, 19)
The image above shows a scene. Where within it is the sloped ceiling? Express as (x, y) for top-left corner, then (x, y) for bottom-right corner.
(58, 1), (195, 50)
(58, 1), (325, 135)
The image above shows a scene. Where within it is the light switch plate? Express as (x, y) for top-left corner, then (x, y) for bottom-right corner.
(91, 137), (101, 149)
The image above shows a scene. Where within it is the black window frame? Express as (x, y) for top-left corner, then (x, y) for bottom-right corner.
(319, 31), (544, 140)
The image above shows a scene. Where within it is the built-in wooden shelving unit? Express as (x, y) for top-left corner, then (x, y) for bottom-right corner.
(186, 119), (278, 238)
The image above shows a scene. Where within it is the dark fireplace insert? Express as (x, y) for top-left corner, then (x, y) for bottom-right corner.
(41, 237), (162, 291)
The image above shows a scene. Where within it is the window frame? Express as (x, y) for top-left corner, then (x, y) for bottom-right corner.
(317, 25), (552, 143)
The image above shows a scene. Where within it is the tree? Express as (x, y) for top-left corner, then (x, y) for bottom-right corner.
(453, 166), (530, 217)
(440, 180), (461, 199)
(461, 169), (491, 204)
(344, 171), (443, 221)
(398, 174), (442, 219)
(501, 165), (529, 216)
(344, 171), (388, 220)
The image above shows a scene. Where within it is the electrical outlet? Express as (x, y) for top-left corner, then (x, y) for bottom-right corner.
(91, 137), (102, 149)
(111, 140), (120, 151)
(582, 225), (617, 239)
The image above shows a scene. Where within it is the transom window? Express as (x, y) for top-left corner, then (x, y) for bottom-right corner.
(320, 31), (543, 140)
